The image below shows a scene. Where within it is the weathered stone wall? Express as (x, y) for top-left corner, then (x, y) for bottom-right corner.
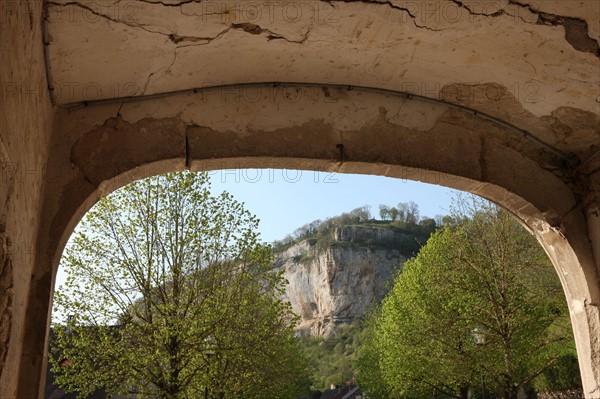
(0, 0), (599, 397)
(0, 232), (14, 378)
(335, 225), (402, 243)
(35, 80), (598, 397)
(0, 0), (55, 397)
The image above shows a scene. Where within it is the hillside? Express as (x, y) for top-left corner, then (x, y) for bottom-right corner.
(274, 218), (436, 336)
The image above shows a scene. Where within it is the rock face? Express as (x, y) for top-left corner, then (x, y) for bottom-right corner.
(274, 225), (414, 336)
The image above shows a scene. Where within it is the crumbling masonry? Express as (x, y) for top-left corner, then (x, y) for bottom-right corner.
(1, 0), (599, 397)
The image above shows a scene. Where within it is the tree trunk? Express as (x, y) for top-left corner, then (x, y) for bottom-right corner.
(509, 385), (520, 399)
(460, 386), (469, 399)
(501, 382), (520, 399)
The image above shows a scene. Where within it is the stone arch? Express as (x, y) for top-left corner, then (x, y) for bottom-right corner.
(16, 84), (600, 398)
(3, 0), (599, 398)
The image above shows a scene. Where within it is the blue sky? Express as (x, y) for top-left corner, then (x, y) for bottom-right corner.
(208, 169), (457, 243)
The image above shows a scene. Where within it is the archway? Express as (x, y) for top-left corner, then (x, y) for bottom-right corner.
(2, 0), (599, 397)
(16, 84), (600, 398)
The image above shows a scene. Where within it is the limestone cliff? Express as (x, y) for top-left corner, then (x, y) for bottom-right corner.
(274, 225), (426, 336)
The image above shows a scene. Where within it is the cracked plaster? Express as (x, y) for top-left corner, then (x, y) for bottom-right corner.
(45, 0), (599, 118)
(42, 89), (598, 399)
(2, 0), (600, 397)
(50, 83), (587, 235)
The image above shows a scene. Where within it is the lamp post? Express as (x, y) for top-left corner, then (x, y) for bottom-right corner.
(66, 314), (74, 334)
(204, 337), (215, 399)
(472, 327), (486, 399)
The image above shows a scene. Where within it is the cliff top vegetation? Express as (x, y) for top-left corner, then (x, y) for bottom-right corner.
(272, 202), (448, 254)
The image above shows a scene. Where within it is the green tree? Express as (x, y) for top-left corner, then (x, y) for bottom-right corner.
(532, 354), (582, 393)
(354, 310), (391, 399)
(50, 172), (310, 399)
(358, 197), (576, 399)
(379, 205), (391, 221)
(396, 202), (420, 224)
(300, 320), (365, 391)
(389, 207), (399, 222)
